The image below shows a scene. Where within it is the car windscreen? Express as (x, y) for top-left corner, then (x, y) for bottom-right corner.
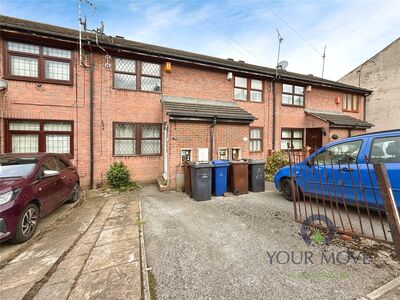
(0, 159), (37, 179)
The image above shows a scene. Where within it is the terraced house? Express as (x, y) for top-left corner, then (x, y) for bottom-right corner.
(0, 16), (373, 190)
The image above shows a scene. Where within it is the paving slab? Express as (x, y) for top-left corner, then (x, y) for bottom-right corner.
(68, 261), (141, 300)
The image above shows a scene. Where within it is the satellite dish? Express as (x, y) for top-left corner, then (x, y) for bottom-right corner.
(277, 60), (288, 71)
(97, 21), (104, 36)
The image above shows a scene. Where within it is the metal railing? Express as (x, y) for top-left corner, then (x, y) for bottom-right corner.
(288, 149), (400, 255)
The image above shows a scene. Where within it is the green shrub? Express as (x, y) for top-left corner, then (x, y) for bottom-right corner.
(265, 151), (289, 181)
(106, 161), (137, 191)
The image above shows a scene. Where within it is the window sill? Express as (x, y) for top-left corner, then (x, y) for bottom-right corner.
(233, 98), (264, 103)
(249, 151), (263, 153)
(112, 87), (162, 94)
(281, 104), (305, 108)
(3, 76), (73, 86)
(113, 154), (162, 157)
(342, 109), (359, 113)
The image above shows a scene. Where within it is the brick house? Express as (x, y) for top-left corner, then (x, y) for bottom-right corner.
(0, 16), (373, 190)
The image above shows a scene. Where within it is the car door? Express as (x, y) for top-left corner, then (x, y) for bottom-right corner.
(310, 139), (364, 205)
(31, 157), (63, 215)
(55, 157), (75, 204)
(359, 135), (400, 209)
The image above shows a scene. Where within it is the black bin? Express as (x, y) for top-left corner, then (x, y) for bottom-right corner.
(190, 163), (213, 201)
(248, 159), (266, 192)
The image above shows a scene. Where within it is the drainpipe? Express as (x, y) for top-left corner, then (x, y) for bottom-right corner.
(88, 42), (94, 190)
(271, 80), (277, 150)
(363, 95), (367, 121)
(210, 116), (217, 161)
(163, 121), (168, 180)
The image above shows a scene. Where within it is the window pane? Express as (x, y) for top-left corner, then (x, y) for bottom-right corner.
(294, 86), (304, 94)
(321, 140), (363, 164)
(283, 84), (292, 93)
(46, 135), (70, 153)
(281, 139), (291, 149)
(232, 148), (241, 160)
(250, 140), (261, 152)
(251, 79), (262, 90)
(292, 139), (303, 149)
(250, 90), (262, 102)
(115, 140), (135, 155)
(218, 148), (228, 160)
(250, 128), (261, 139)
(43, 47), (71, 59)
(352, 95), (358, 110)
(293, 130), (303, 138)
(115, 58), (135, 73)
(10, 56), (38, 77)
(8, 41), (39, 54)
(114, 73), (136, 90)
(142, 125), (160, 138)
(234, 88), (247, 100)
(141, 140), (160, 154)
(141, 76), (161, 92)
(235, 77), (247, 88)
(115, 124), (135, 138)
(11, 134), (39, 153)
(293, 95), (304, 106)
(45, 60), (70, 81)
(142, 62), (160, 76)
(9, 121), (40, 131)
(282, 94), (292, 104)
(44, 122), (71, 131)
(370, 136), (400, 163)
(282, 130), (291, 138)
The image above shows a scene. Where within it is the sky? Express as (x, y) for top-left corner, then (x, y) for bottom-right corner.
(1, 0), (399, 81)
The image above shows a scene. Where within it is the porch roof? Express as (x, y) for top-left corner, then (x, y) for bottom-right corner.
(161, 96), (256, 124)
(305, 109), (373, 129)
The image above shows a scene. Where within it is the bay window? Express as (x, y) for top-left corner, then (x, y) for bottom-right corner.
(281, 128), (303, 150)
(6, 41), (72, 83)
(113, 123), (161, 156)
(5, 120), (73, 155)
(234, 76), (263, 102)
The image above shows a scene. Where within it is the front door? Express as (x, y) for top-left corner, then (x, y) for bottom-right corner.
(306, 128), (323, 152)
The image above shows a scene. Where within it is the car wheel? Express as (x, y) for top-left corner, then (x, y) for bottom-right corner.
(281, 178), (294, 201)
(68, 183), (80, 203)
(10, 203), (39, 244)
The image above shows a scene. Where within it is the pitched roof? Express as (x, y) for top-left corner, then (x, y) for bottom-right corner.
(0, 15), (371, 95)
(305, 110), (373, 129)
(161, 96), (255, 123)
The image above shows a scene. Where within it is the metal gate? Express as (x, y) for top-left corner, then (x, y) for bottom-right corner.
(288, 149), (400, 250)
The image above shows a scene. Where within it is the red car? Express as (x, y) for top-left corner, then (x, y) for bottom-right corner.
(0, 153), (80, 243)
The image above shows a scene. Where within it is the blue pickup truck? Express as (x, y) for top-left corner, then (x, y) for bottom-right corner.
(274, 130), (400, 209)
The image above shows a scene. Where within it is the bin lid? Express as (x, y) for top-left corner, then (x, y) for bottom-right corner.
(211, 160), (230, 167)
(230, 160), (249, 165)
(191, 162), (213, 169)
(247, 159), (266, 165)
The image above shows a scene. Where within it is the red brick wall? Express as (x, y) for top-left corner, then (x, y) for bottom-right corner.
(167, 120), (249, 190)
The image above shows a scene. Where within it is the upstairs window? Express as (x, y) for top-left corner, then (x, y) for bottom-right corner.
(114, 58), (161, 92)
(6, 41), (72, 83)
(282, 84), (304, 106)
(342, 94), (358, 112)
(234, 76), (263, 102)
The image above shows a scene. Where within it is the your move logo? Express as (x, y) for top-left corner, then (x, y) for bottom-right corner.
(301, 214), (336, 246)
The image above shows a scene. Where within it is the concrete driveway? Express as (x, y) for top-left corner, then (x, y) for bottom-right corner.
(141, 183), (400, 300)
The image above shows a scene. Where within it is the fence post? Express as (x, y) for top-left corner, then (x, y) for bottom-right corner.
(373, 163), (400, 258)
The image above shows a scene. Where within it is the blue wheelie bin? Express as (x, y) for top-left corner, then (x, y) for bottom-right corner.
(211, 160), (230, 196)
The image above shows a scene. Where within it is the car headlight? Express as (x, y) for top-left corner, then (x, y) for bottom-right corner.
(0, 190), (20, 205)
